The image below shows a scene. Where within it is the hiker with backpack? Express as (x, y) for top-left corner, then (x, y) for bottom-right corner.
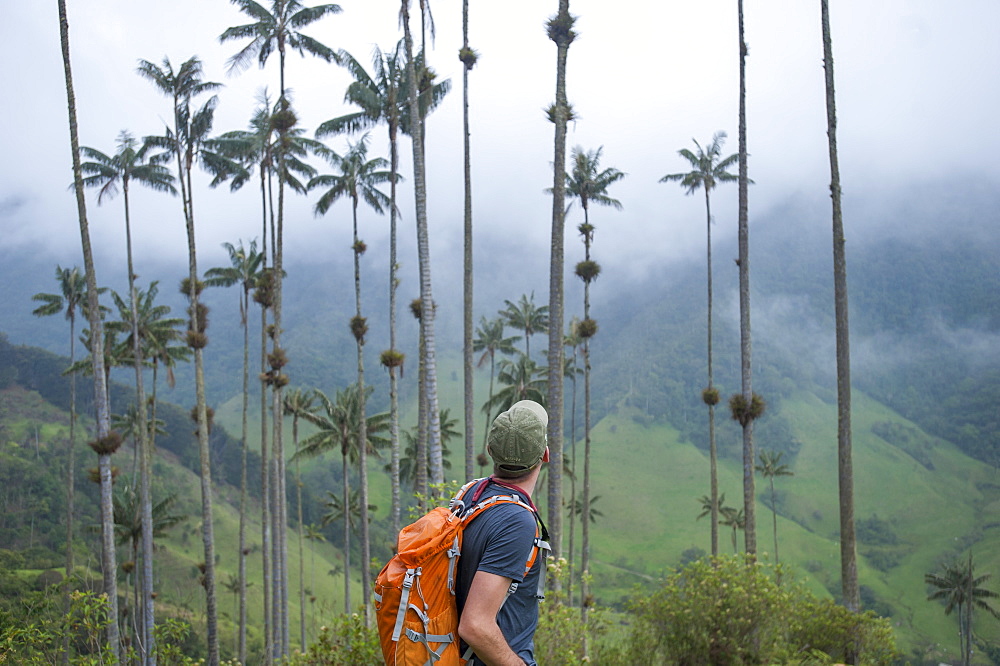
(455, 400), (550, 666)
(374, 400), (550, 665)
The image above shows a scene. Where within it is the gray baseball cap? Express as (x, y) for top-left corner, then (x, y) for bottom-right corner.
(487, 400), (548, 473)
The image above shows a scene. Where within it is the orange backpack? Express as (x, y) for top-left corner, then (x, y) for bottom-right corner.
(374, 478), (549, 665)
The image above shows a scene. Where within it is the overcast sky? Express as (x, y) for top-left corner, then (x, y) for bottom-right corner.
(2, 0), (998, 290)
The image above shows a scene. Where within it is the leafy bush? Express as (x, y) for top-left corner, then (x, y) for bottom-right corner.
(613, 555), (897, 666)
(534, 557), (614, 665)
(282, 612), (381, 666)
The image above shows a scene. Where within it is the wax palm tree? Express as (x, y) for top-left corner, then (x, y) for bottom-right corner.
(563, 322), (583, 601)
(67, 323), (121, 412)
(211, 97), (317, 658)
(84, 128), (179, 660)
(820, 0), (858, 616)
(211, 92), (321, 263)
(32, 265), (88, 634)
(136, 55), (239, 663)
(500, 292), (549, 361)
(484, 356), (547, 415)
(57, 4), (120, 657)
(697, 492), (726, 521)
(283, 386), (316, 651)
(734, 0), (759, 560)
(459, 0), (479, 481)
(660, 132), (737, 558)
(220, 0), (341, 100)
(321, 488), (377, 613)
(755, 450), (792, 565)
(109, 481), (185, 654)
(131, 283), (189, 469)
(570, 495), (603, 526)
(111, 403), (166, 481)
(564, 145), (622, 613)
(473, 316), (520, 470)
(545, 0), (577, 570)
(309, 132), (390, 621)
(295, 384), (389, 614)
(720, 505), (746, 554)
(926, 554), (1000, 666)
(204, 239), (264, 664)
(318, 41), (406, 535)
(565, 145), (625, 221)
(221, 9), (340, 646)
(396, 409), (457, 487)
(400, 0), (445, 493)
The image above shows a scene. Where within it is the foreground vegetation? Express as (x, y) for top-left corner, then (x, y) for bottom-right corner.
(0, 555), (896, 665)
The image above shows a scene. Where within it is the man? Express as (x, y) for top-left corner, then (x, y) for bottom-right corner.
(456, 400), (549, 666)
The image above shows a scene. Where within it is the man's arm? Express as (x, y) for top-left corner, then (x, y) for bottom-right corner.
(457, 570), (525, 666)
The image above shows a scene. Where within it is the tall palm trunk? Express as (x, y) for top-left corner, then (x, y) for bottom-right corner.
(768, 476), (779, 565)
(259, 294), (272, 665)
(352, 201), (373, 624)
(257, 158), (273, 666)
(238, 281), (250, 665)
(821, 0), (859, 619)
(123, 179), (157, 665)
(341, 446), (352, 613)
(737, 0), (756, 557)
(388, 122), (402, 537)
(58, 2), (120, 658)
(567, 343), (578, 605)
(461, 0), (475, 481)
(178, 127), (220, 666)
(402, 0), (443, 488)
(271, 48), (291, 660)
(546, 0), (574, 561)
(294, 413), (306, 650)
(704, 187), (719, 558)
(62, 301), (78, 666)
(189, 210), (219, 666)
(580, 224), (593, 635)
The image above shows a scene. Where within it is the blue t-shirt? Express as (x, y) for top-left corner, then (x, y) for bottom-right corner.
(455, 481), (541, 666)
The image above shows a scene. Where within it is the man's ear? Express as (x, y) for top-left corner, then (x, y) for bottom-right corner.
(542, 446), (550, 463)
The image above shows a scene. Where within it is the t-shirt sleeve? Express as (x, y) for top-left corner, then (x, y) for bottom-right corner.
(475, 506), (537, 581)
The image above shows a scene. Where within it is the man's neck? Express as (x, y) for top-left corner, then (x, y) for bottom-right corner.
(491, 471), (540, 503)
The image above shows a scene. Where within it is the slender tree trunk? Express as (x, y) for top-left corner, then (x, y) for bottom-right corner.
(294, 414), (306, 650)
(568, 349), (578, 604)
(737, 0), (756, 558)
(272, 50), (291, 660)
(416, 329), (428, 507)
(258, 177), (273, 666)
(388, 124), (402, 539)
(238, 286), (249, 665)
(259, 294), (272, 666)
(461, 0), (475, 482)
(123, 183), (157, 665)
(191, 239), (219, 666)
(821, 0), (859, 626)
(352, 202), (373, 625)
(59, 2), (120, 658)
(580, 233), (592, 643)
(402, 0), (443, 489)
(705, 187), (719, 558)
(342, 449), (352, 613)
(62, 311), (77, 666)
(546, 0), (574, 565)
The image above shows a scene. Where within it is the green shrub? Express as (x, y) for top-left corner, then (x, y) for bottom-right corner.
(616, 554), (897, 666)
(534, 557), (613, 665)
(282, 612), (381, 666)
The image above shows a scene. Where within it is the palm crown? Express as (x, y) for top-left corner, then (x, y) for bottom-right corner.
(660, 131), (739, 194)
